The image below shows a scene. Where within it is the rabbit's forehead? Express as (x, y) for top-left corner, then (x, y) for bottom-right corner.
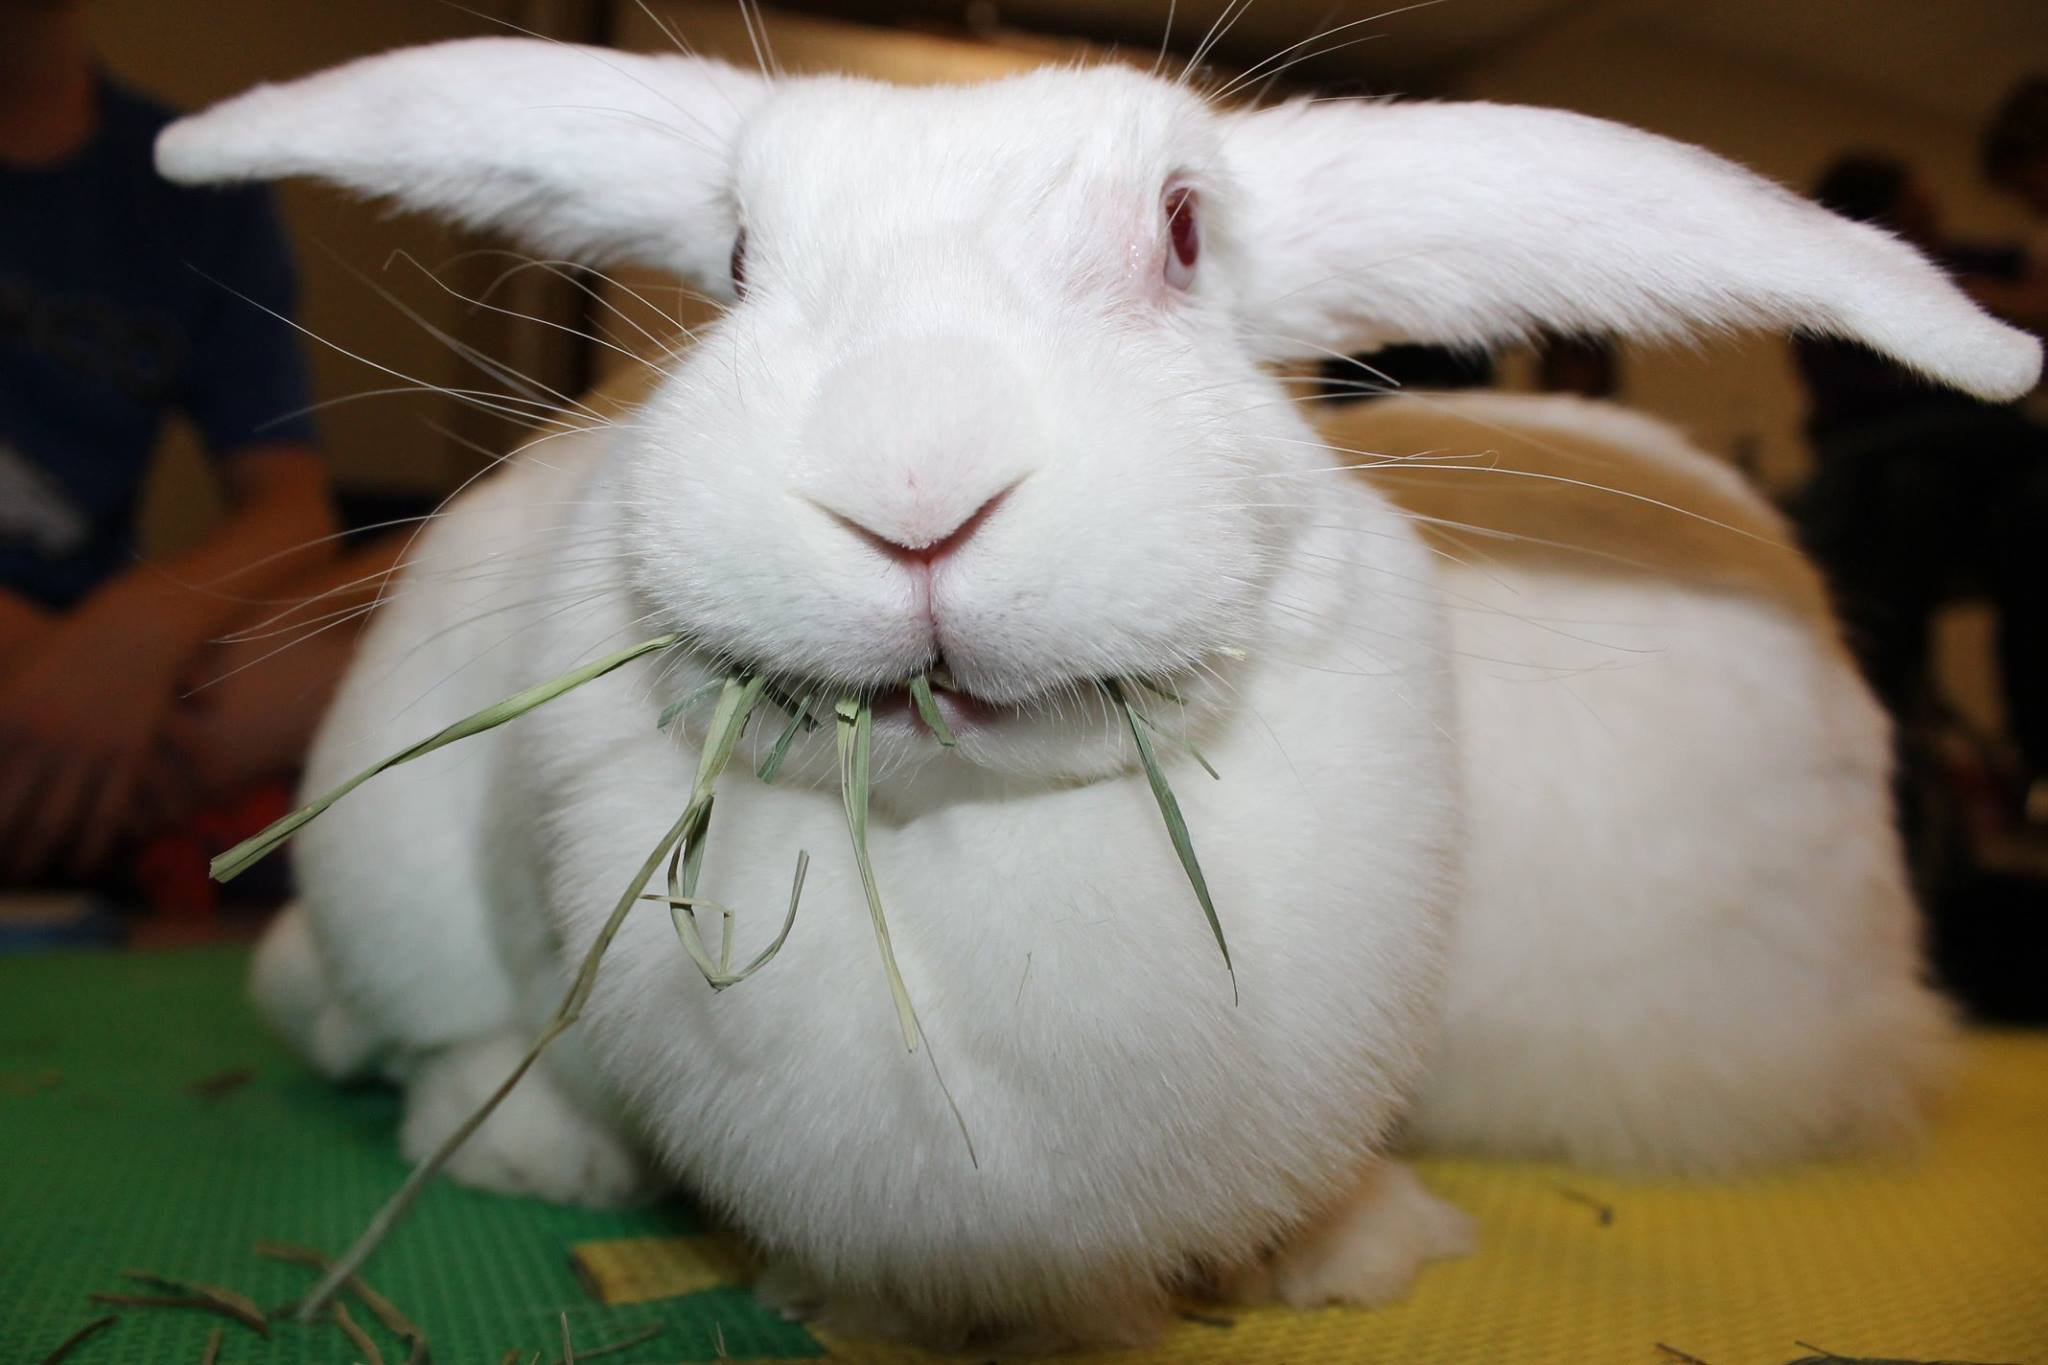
(735, 68), (1217, 236)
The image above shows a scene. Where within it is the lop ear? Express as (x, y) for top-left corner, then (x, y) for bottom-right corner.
(156, 37), (768, 294)
(1224, 99), (2041, 401)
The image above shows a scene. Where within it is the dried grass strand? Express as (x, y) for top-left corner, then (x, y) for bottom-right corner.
(907, 673), (957, 747)
(35, 1315), (117, 1365)
(293, 792), (703, 1321)
(334, 1301), (385, 1365)
(117, 1270), (268, 1336)
(559, 1323), (663, 1361)
(836, 697), (920, 1051)
(755, 688), (819, 781)
(1105, 681), (1236, 1003)
(254, 1240), (424, 1349)
(212, 632), (683, 881)
(835, 696), (977, 1163)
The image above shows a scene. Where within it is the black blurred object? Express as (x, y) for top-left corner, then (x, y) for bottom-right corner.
(1928, 873), (2048, 1024)
(1793, 153), (2048, 792)
(1797, 403), (2048, 761)
(1793, 152), (2048, 1023)
(1982, 75), (2048, 212)
(1535, 331), (1619, 398)
(1314, 343), (1495, 401)
(334, 485), (446, 538)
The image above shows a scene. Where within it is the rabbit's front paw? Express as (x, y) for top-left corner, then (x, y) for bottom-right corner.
(400, 1032), (653, 1207)
(1236, 1160), (1474, 1309)
(753, 1264), (966, 1350)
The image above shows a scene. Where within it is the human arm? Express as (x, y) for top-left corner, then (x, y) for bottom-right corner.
(0, 442), (334, 877)
(0, 589), (55, 677)
(163, 525), (406, 804)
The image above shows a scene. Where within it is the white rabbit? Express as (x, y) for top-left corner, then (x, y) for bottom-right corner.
(158, 39), (2038, 1351)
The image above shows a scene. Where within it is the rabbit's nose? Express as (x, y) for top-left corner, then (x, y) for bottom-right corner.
(829, 486), (1013, 568)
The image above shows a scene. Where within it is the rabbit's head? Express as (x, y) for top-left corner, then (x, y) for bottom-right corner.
(160, 38), (2039, 780)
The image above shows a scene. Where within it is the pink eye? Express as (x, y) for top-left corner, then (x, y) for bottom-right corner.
(1164, 185), (1199, 289)
(730, 229), (747, 298)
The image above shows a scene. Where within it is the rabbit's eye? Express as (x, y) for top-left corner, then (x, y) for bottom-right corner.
(1164, 185), (1199, 289)
(730, 229), (747, 299)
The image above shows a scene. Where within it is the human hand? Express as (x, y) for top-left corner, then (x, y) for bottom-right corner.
(0, 591), (189, 879)
(0, 592), (56, 678)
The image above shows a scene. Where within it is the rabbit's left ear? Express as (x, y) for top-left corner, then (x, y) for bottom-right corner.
(156, 37), (769, 294)
(1224, 99), (2041, 401)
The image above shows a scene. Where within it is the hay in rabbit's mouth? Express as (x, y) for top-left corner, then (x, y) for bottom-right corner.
(740, 657), (1220, 750)
(209, 638), (1230, 1321)
(718, 662), (982, 751)
(722, 659), (1063, 744)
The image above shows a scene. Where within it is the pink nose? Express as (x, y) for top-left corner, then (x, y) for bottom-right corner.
(834, 488), (1010, 568)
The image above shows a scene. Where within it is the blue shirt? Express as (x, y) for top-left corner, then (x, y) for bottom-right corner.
(0, 75), (319, 609)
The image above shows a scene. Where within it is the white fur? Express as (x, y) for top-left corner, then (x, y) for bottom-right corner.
(1326, 394), (1955, 1172)
(1225, 99), (2039, 399)
(156, 38), (768, 288)
(161, 44), (1996, 1348)
(1229, 1159), (1477, 1309)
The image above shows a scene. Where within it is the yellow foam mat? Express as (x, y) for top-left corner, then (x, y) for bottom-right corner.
(574, 1032), (2048, 1362)
(573, 1234), (760, 1306)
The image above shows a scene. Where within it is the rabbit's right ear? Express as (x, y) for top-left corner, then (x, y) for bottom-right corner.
(156, 37), (768, 295)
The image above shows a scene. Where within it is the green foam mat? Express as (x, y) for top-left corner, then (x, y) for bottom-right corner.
(0, 945), (820, 1363)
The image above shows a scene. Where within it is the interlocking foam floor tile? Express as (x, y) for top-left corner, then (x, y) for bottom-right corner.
(573, 1233), (758, 1306)
(4, 946), (2043, 1364)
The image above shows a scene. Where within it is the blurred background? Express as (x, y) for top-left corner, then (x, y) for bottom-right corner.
(3, 0), (2044, 1016)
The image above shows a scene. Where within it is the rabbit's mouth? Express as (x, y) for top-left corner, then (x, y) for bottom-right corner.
(672, 649), (1217, 771)
(872, 663), (1015, 735)
(866, 664), (1207, 746)
(731, 661), (1174, 744)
